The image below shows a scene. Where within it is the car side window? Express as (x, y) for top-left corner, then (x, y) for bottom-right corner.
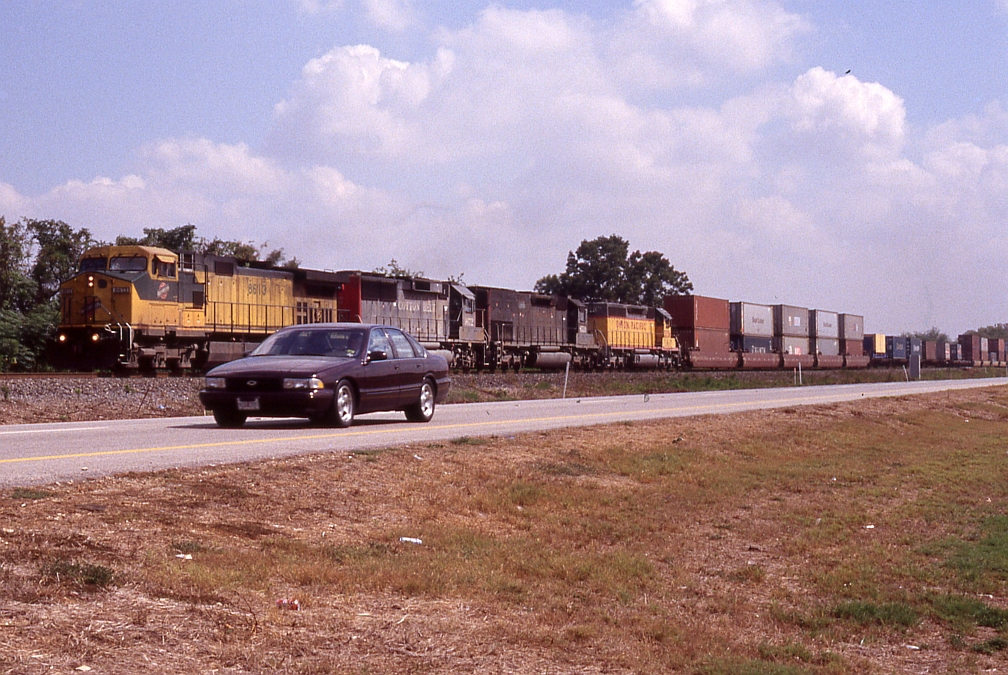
(367, 328), (393, 357)
(386, 328), (417, 359)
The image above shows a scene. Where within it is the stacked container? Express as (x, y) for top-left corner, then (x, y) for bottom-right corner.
(839, 314), (869, 368)
(990, 338), (1005, 366)
(981, 337), (991, 366)
(810, 309), (842, 368)
(772, 304), (813, 369)
(886, 336), (908, 362)
(960, 334), (982, 365)
(949, 341), (963, 363)
(863, 334), (886, 363)
(923, 341), (938, 364)
(665, 295), (737, 368)
(731, 302), (779, 368)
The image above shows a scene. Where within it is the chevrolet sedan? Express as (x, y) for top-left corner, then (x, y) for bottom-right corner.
(199, 324), (451, 428)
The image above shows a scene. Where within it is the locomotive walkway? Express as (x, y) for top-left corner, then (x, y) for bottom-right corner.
(2, 377), (1006, 488)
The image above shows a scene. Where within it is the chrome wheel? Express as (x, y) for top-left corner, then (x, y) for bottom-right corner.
(334, 380), (355, 427)
(406, 379), (436, 423)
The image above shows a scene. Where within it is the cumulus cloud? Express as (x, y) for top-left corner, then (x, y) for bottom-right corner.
(610, 0), (809, 89)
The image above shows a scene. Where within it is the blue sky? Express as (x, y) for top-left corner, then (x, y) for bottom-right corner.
(1, 1), (1007, 335)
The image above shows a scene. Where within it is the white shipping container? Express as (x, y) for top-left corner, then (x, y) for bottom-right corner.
(811, 310), (840, 339)
(730, 302), (774, 337)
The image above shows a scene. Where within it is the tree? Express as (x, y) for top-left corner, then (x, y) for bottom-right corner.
(373, 258), (425, 278)
(904, 327), (951, 343)
(534, 234), (692, 304)
(25, 218), (96, 303)
(973, 323), (1008, 340)
(0, 217), (36, 312)
(116, 224), (292, 266)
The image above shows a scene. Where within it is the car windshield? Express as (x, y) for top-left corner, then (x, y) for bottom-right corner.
(251, 328), (366, 358)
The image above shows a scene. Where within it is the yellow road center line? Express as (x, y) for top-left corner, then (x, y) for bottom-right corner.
(0, 389), (902, 465)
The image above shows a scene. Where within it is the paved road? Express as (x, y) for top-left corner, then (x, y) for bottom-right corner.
(2, 378), (1005, 488)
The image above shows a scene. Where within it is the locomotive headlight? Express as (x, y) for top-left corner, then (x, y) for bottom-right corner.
(283, 377), (324, 390)
(91, 333), (100, 342)
(87, 275), (94, 288)
(58, 334), (67, 343)
(204, 377), (226, 389)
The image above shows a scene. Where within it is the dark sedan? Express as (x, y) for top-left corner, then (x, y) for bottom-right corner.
(199, 323), (451, 428)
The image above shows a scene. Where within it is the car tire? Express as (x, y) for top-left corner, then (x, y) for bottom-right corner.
(333, 379), (356, 428)
(405, 378), (436, 423)
(213, 409), (247, 428)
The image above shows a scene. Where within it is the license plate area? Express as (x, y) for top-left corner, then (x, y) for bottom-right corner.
(237, 398), (260, 411)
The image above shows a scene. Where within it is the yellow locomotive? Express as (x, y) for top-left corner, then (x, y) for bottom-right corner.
(55, 245), (340, 371)
(587, 302), (678, 368)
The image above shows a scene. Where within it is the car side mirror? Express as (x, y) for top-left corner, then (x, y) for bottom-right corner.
(367, 349), (387, 363)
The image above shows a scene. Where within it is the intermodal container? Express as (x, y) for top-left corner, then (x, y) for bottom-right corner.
(935, 341), (951, 362)
(730, 302), (773, 337)
(678, 328), (731, 353)
(864, 334), (887, 357)
(810, 310), (840, 339)
(665, 295), (729, 331)
(814, 337), (840, 356)
(774, 336), (810, 355)
(949, 342), (962, 362)
(839, 314), (864, 341)
(923, 341), (937, 363)
(959, 334), (982, 362)
(731, 336), (773, 353)
(908, 337), (922, 357)
(886, 336), (908, 360)
(980, 337), (990, 363)
(841, 339), (863, 356)
(990, 338), (1005, 363)
(773, 305), (808, 338)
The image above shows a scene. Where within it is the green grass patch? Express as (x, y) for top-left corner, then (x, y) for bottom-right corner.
(43, 560), (115, 588)
(931, 594), (1008, 630)
(971, 637), (1008, 655)
(831, 600), (918, 627)
(948, 515), (1008, 590)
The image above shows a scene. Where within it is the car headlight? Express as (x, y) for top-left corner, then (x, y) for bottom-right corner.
(283, 377), (324, 390)
(204, 377), (227, 389)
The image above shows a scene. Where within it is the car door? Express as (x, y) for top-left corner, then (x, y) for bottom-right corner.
(358, 327), (399, 412)
(386, 327), (424, 406)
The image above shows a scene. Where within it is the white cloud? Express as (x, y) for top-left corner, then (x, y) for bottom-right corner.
(611, 0), (809, 88)
(362, 0), (416, 32)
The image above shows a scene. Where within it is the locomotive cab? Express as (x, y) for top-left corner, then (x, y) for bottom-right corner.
(55, 245), (184, 370)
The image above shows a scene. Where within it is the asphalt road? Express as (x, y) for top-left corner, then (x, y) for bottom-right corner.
(2, 377), (1006, 488)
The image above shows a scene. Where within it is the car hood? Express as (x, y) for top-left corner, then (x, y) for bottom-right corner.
(207, 355), (357, 378)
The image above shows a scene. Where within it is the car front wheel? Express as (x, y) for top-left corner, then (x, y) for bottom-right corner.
(213, 409), (247, 428)
(333, 380), (356, 428)
(405, 379), (436, 423)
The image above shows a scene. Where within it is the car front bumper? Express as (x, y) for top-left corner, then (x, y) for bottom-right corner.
(199, 389), (335, 418)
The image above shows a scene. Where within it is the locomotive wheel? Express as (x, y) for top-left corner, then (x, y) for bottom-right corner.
(213, 409), (247, 428)
(405, 378), (436, 423)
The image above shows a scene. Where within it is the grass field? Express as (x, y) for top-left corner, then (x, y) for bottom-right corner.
(2, 386), (1007, 673)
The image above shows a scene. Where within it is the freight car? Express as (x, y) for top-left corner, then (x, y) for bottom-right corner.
(54, 245), (341, 371)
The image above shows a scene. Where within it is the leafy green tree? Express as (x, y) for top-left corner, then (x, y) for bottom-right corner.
(373, 258), (425, 278)
(904, 327), (952, 343)
(534, 234), (692, 304)
(974, 324), (1008, 340)
(116, 224), (198, 251)
(25, 218), (96, 303)
(0, 217), (37, 312)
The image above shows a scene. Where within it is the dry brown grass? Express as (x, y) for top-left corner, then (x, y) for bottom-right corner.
(2, 387), (1008, 673)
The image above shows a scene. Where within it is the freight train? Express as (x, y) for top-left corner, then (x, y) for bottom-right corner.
(54, 243), (995, 373)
